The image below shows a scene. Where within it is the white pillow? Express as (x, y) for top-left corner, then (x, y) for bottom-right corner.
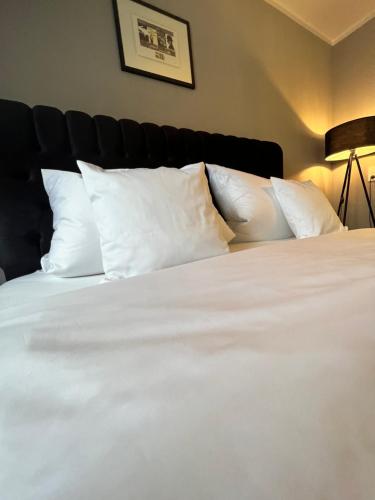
(182, 164), (235, 243)
(271, 177), (346, 239)
(205, 164), (293, 242)
(77, 161), (232, 280)
(41, 169), (103, 277)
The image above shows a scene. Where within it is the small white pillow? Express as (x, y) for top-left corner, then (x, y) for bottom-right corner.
(77, 161), (232, 280)
(271, 177), (346, 239)
(206, 164), (293, 242)
(41, 169), (103, 277)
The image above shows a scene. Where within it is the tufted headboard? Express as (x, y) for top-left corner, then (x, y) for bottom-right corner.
(0, 98), (283, 281)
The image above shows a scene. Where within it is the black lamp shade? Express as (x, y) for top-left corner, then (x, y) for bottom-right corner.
(325, 116), (375, 161)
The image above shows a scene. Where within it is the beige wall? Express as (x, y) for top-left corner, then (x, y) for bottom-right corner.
(332, 18), (375, 228)
(0, 0), (332, 185)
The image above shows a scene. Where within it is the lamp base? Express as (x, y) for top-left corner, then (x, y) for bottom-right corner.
(337, 152), (375, 227)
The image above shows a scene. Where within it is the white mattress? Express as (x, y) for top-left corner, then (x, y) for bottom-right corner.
(0, 239), (292, 310)
(1, 229), (375, 500)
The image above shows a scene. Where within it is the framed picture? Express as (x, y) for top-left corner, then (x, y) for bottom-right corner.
(113, 0), (195, 89)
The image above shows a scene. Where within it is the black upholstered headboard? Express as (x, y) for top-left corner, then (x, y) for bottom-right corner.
(0, 98), (283, 281)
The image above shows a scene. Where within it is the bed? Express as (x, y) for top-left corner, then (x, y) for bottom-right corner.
(1, 98), (375, 500)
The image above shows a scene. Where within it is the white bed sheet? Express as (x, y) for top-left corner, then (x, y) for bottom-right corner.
(0, 271), (103, 311)
(1, 230), (375, 500)
(0, 240), (292, 310)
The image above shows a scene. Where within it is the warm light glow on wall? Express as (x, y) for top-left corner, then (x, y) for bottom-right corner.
(291, 105), (329, 137)
(255, 58), (331, 136)
(293, 165), (333, 199)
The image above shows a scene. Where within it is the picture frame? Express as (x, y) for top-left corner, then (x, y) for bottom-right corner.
(113, 0), (195, 89)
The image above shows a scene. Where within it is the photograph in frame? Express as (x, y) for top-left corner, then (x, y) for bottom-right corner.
(113, 0), (195, 88)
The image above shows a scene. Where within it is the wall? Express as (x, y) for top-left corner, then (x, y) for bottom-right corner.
(0, 0), (332, 185)
(332, 18), (375, 228)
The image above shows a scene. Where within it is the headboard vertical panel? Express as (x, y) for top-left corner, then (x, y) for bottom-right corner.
(33, 106), (70, 154)
(161, 126), (184, 167)
(0, 100), (39, 179)
(141, 123), (167, 167)
(181, 129), (205, 165)
(119, 119), (146, 166)
(94, 115), (124, 166)
(66, 111), (100, 167)
(33, 106), (72, 171)
(0, 98), (283, 280)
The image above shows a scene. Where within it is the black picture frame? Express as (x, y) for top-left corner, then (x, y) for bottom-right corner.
(113, 0), (195, 89)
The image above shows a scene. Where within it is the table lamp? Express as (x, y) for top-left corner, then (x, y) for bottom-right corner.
(325, 116), (375, 226)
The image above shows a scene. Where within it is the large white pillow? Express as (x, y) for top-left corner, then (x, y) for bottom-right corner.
(271, 177), (346, 239)
(182, 164), (235, 243)
(77, 161), (232, 280)
(205, 164), (293, 242)
(41, 169), (103, 277)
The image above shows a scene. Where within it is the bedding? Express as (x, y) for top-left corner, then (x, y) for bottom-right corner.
(0, 241), (285, 310)
(271, 177), (345, 238)
(41, 169), (104, 277)
(77, 161), (233, 279)
(41, 164), (234, 279)
(1, 229), (375, 500)
(206, 163), (293, 242)
(0, 271), (103, 311)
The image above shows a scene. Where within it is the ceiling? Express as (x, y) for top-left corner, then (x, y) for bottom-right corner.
(264, 0), (375, 45)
